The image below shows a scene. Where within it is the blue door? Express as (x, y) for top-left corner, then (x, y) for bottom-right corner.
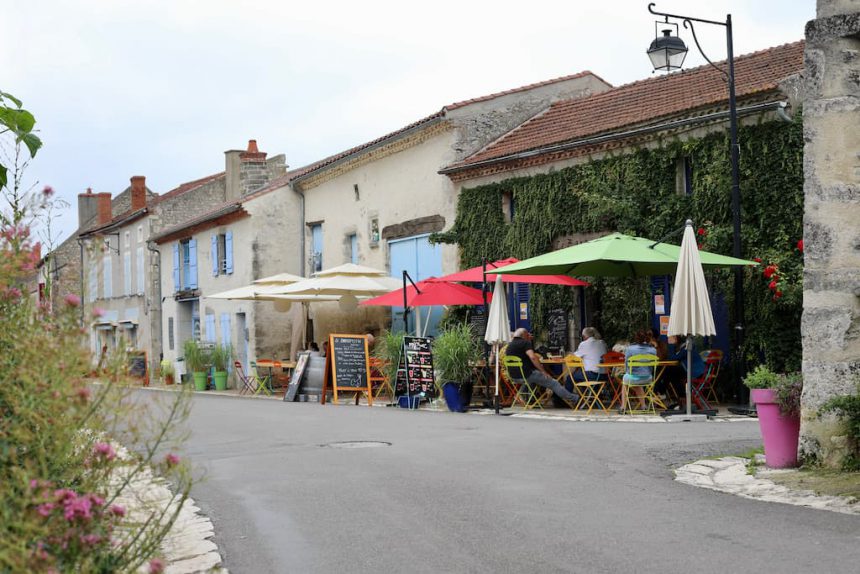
(389, 235), (443, 335)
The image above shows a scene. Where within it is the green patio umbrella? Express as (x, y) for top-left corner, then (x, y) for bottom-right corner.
(493, 232), (757, 278)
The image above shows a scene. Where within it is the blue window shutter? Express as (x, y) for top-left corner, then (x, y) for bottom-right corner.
(188, 238), (198, 289)
(211, 235), (219, 276)
(220, 313), (231, 346)
(225, 231), (234, 274)
(205, 314), (215, 342)
(172, 244), (180, 291)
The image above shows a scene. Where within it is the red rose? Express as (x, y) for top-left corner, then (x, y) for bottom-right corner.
(753, 257), (762, 263)
(771, 275), (780, 283)
(697, 243), (703, 250)
(797, 239), (804, 252)
(697, 227), (707, 236)
(773, 291), (783, 300)
(768, 280), (778, 290)
(763, 266), (776, 279)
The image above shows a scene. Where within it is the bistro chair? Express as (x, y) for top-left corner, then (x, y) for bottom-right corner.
(698, 350), (723, 404)
(563, 355), (606, 414)
(369, 357), (393, 400)
(249, 361), (273, 396)
(501, 355), (542, 410)
(234, 361), (257, 395)
(601, 351), (626, 410)
(621, 354), (660, 415)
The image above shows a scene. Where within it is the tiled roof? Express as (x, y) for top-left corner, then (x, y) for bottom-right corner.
(446, 41), (804, 171)
(443, 70), (609, 110)
(152, 171), (225, 204)
(150, 200), (245, 243)
(288, 112), (445, 184)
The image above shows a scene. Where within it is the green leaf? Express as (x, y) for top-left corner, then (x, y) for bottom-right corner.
(10, 108), (35, 133)
(17, 132), (42, 158)
(0, 164), (7, 189)
(0, 91), (23, 108)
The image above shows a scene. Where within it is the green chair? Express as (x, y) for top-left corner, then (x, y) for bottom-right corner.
(501, 356), (544, 410)
(621, 354), (659, 415)
(250, 361), (272, 396)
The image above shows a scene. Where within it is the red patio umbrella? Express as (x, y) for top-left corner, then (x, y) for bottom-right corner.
(438, 258), (589, 286)
(361, 277), (491, 307)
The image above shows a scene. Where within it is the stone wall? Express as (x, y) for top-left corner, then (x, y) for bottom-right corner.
(800, 1), (860, 466)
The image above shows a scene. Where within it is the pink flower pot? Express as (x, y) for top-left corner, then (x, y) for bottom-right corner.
(751, 388), (800, 468)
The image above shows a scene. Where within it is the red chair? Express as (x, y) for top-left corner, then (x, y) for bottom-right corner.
(692, 351), (723, 409)
(601, 351), (625, 409)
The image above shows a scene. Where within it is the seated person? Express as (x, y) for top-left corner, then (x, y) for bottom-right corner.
(505, 328), (579, 405)
(622, 330), (657, 410)
(572, 327), (608, 382)
(648, 328), (669, 360)
(664, 335), (706, 409)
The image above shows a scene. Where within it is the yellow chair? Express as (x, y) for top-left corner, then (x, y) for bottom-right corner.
(501, 355), (543, 410)
(250, 361), (272, 396)
(621, 354), (659, 415)
(564, 355), (606, 414)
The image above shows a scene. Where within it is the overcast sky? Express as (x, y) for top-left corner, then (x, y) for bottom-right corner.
(4, 0), (814, 245)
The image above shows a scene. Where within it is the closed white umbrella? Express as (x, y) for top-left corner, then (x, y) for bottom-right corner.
(484, 275), (512, 414)
(668, 220), (717, 417)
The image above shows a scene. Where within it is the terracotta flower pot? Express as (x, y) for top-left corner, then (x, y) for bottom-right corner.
(751, 388), (800, 468)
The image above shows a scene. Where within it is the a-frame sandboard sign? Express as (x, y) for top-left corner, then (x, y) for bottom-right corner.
(321, 334), (373, 406)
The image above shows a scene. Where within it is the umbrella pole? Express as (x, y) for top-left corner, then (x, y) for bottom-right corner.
(494, 342), (500, 415)
(686, 338), (693, 417)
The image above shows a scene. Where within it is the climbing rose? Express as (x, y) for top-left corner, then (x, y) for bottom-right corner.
(797, 239), (804, 252)
(763, 265), (777, 279)
(64, 293), (81, 307)
(768, 280), (778, 290)
(753, 257), (762, 263)
(697, 227), (707, 236)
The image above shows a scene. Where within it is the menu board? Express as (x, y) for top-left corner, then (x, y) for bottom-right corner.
(546, 309), (568, 351)
(127, 351), (148, 386)
(395, 336), (436, 398)
(283, 352), (311, 402)
(323, 334), (373, 405)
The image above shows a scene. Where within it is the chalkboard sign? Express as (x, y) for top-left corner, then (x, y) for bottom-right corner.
(284, 352), (311, 402)
(468, 310), (488, 339)
(395, 336), (436, 398)
(127, 351), (148, 386)
(323, 334), (373, 405)
(546, 309), (568, 351)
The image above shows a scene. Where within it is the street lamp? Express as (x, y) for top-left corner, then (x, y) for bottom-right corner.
(646, 3), (747, 404)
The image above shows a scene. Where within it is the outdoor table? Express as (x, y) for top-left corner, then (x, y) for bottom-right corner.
(468, 360), (495, 402)
(255, 359), (296, 389)
(597, 360), (678, 411)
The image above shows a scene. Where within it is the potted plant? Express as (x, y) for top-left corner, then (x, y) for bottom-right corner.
(373, 330), (405, 400)
(211, 344), (232, 391)
(432, 323), (481, 412)
(160, 359), (175, 385)
(744, 365), (803, 468)
(183, 339), (208, 391)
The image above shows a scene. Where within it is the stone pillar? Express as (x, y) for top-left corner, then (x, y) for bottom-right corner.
(800, 2), (860, 466)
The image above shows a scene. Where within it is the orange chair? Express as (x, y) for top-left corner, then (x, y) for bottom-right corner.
(369, 357), (392, 400)
(601, 351), (625, 409)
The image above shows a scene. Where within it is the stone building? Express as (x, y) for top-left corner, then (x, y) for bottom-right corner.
(800, 0), (860, 466)
(281, 71), (611, 342)
(437, 42), (805, 366)
(151, 141), (292, 374)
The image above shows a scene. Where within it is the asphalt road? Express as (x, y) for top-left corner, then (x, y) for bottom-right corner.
(173, 393), (860, 573)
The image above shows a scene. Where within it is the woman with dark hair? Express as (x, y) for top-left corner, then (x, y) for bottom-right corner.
(664, 335), (706, 410)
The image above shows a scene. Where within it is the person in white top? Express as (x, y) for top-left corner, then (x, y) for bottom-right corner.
(572, 327), (608, 382)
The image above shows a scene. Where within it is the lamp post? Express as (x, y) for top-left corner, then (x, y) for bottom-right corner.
(646, 3), (746, 404)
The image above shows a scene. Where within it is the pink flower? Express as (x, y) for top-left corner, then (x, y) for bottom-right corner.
(80, 534), (102, 546)
(42, 185), (54, 198)
(109, 504), (126, 517)
(92, 307), (105, 318)
(54, 489), (76, 502)
(164, 453), (180, 467)
(64, 293), (81, 307)
(36, 503), (55, 517)
(63, 495), (93, 521)
(92, 442), (116, 461)
(86, 493), (105, 507)
(76, 387), (92, 402)
(149, 558), (165, 574)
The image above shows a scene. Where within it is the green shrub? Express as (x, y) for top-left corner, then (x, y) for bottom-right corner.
(373, 330), (405, 388)
(210, 344), (232, 372)
(819, 382), (860, 471)
(182, 338), (208, 373)
(432, 323), (482, 384)
(742, 365), (780, 389)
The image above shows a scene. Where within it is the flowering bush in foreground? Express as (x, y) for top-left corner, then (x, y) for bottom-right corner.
(1, 94), (193, 572)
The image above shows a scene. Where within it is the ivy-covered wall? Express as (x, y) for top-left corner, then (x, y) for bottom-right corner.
(436, 119), (804, 371)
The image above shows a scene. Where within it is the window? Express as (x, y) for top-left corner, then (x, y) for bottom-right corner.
(173, 238), (198, 292)
(675, 157), (693, 196)
(103, 255), (112, 298)
(502, 191), (514, 223)
(310, 224), (323, 272)
(348, 233), (358, 264)
(168, 317), (175, 351)
(136, 247), (145, 294)
(211, 231), (233, 276)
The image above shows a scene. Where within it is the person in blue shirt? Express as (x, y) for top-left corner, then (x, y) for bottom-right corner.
(665, 335), (706, 409)
(622, 330), (657, 411)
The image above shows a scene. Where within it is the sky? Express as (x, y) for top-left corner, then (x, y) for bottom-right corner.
(3, 0), (815, 246)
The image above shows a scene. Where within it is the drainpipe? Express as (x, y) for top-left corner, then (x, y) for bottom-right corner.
(294, 183), (306, 277)
(147, 239), (162, 368)
(76, 238), (85, 326)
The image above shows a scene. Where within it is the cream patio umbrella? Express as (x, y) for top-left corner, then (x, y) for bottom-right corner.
(484, 275), (512, 414)
(267, 263), (403, 304)
(667, 220), (717, 418)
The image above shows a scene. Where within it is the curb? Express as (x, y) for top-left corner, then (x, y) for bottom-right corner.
(674, 456), (860, 515)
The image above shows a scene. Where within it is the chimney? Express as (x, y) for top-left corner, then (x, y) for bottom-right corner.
(130, 175), (146, 210)
(78, 187), (99, 229)
(225, 148), (243, 201)
(96, 192), (112, 225)
(239, 139), (269, 196)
